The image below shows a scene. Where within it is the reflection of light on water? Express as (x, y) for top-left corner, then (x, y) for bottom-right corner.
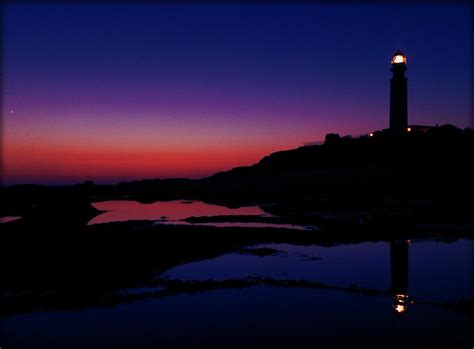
(394, 304), (406, 313)
(156, 221), (314, 231)
(393, 294), (409, 314)
(0, 216), (22, 224)
(89, 200), (264, 225)
(89, 200), (317, 230)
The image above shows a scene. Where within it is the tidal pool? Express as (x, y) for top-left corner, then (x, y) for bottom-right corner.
(88, 200), (312, 230)
(89, 200), (265, 225)
(164, 238), (474, 303)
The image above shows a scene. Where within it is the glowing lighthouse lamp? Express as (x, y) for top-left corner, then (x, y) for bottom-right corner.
(391, 52), (407, 64)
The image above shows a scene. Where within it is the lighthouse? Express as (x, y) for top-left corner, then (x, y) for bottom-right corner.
(390, 50), (408, 132)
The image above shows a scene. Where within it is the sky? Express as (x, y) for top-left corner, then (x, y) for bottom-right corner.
(2, 3), (472, 185)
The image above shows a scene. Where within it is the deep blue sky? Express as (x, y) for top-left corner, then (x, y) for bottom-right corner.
(3, 3), (472, 183)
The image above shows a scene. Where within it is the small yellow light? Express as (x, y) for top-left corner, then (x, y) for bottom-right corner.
(369, 133), (374, 137)
(407, 127), (412, 132)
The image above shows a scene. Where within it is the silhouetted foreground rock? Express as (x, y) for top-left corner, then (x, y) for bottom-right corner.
(0, 184), (101, 226)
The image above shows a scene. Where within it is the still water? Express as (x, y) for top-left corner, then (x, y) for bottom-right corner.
(165, 239), (474, 302)
(1, 238), (473, 348)
(88, 200), (310, 230)
(89, 200), (264, 224)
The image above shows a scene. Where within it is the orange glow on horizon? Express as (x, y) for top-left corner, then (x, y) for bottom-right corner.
(3, 140), (287, 183)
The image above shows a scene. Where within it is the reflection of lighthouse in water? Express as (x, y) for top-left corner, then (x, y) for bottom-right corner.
(390, 240), (410, 313)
